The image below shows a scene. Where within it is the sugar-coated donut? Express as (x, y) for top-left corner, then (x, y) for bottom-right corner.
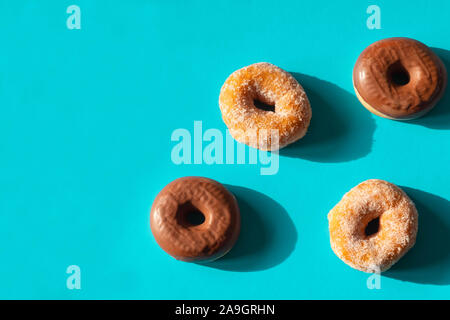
(150, 177), (240, 262)
(219, 62), (311, 151)
(353, 37), (447, 120)
(328, 179), (418, 273)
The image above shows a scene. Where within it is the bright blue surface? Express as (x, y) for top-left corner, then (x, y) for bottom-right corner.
(1, 1), (450, 299)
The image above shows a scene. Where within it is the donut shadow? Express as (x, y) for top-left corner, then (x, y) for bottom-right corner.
(408, 48), (450, 130)
(280, 73), (376, 163)
(384, 187), (450, 285)
(198, 185), (297, 272)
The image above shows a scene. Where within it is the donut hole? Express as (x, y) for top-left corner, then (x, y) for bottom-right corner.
(387, 61), (410, 86)
(364, 217), (380, 237)
(253, 99), (275, 112)
(185, 210), (205, 226)
(176, 202), (206, 227)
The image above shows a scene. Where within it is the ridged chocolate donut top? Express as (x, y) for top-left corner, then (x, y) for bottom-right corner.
(150, 177), (240, 262)
(353, 37), (447, 119)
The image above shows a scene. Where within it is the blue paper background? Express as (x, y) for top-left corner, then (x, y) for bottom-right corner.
(1, 0), (449, 299)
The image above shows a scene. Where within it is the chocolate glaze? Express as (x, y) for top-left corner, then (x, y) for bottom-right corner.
(353, 37), (447, 119)
(150, 177), (240, 262)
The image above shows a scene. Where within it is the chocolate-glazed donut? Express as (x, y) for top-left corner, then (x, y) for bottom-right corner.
(353, 37), (447, 120)
(150, 177), (240, 262)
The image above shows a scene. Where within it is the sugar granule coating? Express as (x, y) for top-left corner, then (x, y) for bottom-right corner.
(219, 62), (312, 151)
(328, 179), (418, 273)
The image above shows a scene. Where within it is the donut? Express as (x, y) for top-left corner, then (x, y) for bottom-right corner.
(150, 177), (240, 262)
(353, 37), (447, 120)
(328, 179), (418, 273)
(219, 62), (311, 151)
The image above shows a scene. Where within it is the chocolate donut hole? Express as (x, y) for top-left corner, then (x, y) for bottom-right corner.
(387, 61), (410, 86)
(176, 202), (206, 227)
(365, 216), (380, 237)
(185, 210), (205, 226)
